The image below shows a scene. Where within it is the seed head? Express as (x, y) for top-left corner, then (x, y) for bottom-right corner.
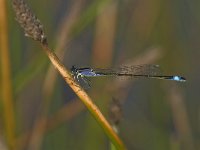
(12, 0), (47, 44)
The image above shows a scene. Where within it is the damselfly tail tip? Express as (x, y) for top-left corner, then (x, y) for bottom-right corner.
(172, 76), (186, 82)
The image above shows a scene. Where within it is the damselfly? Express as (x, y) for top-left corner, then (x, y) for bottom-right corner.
(71, 65), (186, 87)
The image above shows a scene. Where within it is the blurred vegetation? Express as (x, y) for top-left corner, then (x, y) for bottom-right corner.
(0, 0), (199, 149)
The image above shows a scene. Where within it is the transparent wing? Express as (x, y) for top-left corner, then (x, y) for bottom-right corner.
(76, 77), (91, 89)
(119, 64), (162, 76)
(92, 64), (162, 76)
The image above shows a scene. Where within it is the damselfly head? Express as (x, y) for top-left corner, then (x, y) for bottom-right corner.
(71, 65), (77, 74)
(71, 65), (75, 71)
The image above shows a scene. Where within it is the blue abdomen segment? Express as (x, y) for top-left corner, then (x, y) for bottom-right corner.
(79, 69), (101, 77)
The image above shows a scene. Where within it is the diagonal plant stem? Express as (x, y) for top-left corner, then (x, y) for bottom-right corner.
(41, 43), (126, 150)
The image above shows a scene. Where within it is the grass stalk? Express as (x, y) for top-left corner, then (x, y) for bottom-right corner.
(0, 0), (16, 149)
(41, 44), (126, 150)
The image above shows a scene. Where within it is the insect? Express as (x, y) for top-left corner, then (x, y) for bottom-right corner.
(71, 65), (186, 88)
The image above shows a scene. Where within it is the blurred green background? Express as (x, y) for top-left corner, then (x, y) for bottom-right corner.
(0, 0), (200, 149)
